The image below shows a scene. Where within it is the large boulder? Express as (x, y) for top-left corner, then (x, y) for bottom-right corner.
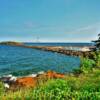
(16, 77), (37, 88)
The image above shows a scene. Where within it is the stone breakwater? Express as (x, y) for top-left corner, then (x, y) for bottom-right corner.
(0, 41), (93, 57)
(0, 71), (65, 90)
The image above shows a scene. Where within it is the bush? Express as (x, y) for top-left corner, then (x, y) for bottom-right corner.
(94, 51), (100, 67)
(90, 51), (100, 67)
(73, 68), (83, 75)
(80, 57), (95, 73)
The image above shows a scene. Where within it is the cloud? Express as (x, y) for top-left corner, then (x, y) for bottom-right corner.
(1, 21), (100, 42)
(67, 22), (100, 34)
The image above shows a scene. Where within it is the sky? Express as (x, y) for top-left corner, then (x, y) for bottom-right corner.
(0, 0), (100, 42)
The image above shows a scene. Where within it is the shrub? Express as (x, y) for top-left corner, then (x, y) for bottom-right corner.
(94, 51), (100, 67)
(73, 68), (83, 75)
(80, 57), (95, 73)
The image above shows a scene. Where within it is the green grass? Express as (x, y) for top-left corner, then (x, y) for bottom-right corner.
(1, 69), (100, 100)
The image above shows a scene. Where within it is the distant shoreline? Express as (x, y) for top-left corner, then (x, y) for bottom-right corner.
(0, 41), (94, 57)
(0, 41), (93, 47)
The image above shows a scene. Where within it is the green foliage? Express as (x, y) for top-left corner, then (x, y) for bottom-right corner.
(80, 57), (95, 73)
(90, 51), (100, 67)
(0, 82), (4, 97)
(80, 80), (100, 92)
(33, 79), (73, 100)
(1, 76), (100, 100)
(93, 51), (100, 67)
(73, 68), (83, 75)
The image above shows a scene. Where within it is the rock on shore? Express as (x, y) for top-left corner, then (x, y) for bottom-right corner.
(0, 71), (65, 90)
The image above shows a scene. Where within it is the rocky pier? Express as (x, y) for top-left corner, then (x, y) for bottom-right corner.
(0, 41), (93, 57)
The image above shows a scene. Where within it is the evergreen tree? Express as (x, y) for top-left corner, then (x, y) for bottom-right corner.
(92, 33), (100, 51)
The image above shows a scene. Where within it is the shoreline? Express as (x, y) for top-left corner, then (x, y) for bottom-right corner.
(0, 41), (95, 91)
(0, 70), (66, 90)
(0, 41), (94, 57)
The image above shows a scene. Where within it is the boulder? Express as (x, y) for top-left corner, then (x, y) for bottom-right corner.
(46, 71), (65, 79)
(2, 71), (65, 89)
(16, 77), (37, 88)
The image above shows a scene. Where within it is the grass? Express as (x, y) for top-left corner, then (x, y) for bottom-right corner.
(1, 69), (100, 100)
(1, 51), (100, 99)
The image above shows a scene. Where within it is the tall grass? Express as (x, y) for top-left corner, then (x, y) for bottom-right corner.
(1, 71), (100, 100)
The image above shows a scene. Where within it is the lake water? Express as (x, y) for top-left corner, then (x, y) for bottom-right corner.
(0, 43), (84, 76)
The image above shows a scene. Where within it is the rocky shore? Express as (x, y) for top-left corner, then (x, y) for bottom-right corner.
(0, 71), (65, 90)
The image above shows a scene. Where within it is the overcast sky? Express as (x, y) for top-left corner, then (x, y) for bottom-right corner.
(0, 0), (100, 42)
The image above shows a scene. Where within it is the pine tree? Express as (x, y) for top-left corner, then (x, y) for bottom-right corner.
(92, 33), (100, 51)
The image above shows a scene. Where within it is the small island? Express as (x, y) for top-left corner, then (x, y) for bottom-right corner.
(0, 41), (24, 46)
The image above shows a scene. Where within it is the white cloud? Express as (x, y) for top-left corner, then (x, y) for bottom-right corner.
(67, 22), (100, 34)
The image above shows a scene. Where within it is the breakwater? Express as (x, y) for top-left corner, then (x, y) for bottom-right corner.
(0, 41), (92, 57)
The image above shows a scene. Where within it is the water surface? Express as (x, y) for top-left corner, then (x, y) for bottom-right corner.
(0, 45), (80, 76)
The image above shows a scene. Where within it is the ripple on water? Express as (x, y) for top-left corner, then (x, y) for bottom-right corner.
(0, 45), (80, 76)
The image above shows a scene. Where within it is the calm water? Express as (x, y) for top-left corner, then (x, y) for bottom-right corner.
(24, 42), (93, 47)
(0, 44), (81, 76)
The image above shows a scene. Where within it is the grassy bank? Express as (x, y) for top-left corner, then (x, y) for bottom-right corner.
(0, 51), (100, 100)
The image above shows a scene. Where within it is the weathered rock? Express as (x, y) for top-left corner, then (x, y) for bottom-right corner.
(1, 71), (65, 90)
(45, 71), (65, 79)
(16, 77), (37, 88)
(14, 71), (65, 88)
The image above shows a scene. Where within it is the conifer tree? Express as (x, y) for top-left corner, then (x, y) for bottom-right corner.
(92, 33), (100, 51)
